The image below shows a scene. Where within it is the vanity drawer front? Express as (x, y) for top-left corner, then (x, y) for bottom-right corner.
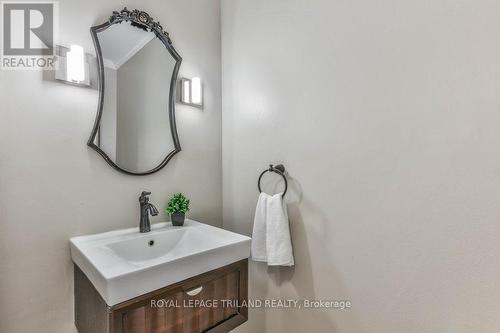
(180, 269), (240, 332)
(110, 259), (248, 333)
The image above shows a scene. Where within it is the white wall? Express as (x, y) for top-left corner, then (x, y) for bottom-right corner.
(222, 0), (500, 332)
(0, 0), (221, 332)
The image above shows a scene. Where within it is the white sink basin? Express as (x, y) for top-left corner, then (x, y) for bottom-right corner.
(70, 220), (251, 306)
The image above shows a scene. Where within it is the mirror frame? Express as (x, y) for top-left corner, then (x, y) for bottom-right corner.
(88, 8), (182, 176)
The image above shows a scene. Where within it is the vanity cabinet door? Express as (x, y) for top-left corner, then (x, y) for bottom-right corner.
(111, 259), (248, 333)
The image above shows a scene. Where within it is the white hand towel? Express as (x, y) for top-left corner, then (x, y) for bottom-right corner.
(266, 193), (294, 266)
(251, 192), (268, 262)
(251, 192), (294, 266)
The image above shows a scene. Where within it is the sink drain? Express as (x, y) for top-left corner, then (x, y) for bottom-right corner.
(148, 240), (155, 246)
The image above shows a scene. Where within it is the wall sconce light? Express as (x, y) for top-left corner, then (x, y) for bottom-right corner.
(178, 77), (203, 108)
(55, 45), (90, 87)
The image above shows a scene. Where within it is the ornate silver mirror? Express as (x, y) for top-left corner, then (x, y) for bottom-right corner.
(88, 8), (182, 175)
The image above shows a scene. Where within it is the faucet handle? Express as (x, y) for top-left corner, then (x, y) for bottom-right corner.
(139, 191), (151, 203)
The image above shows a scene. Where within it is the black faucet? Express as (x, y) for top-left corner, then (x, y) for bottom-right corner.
(139, 191), (158, 233)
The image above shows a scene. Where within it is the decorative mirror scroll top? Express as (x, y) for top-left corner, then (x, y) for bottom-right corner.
(109, 7), (172, 44)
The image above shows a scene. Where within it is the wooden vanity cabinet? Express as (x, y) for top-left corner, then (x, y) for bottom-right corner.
(74, 259), (248, 333)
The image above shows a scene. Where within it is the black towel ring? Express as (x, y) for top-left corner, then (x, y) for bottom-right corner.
(258, 164), (288, 198)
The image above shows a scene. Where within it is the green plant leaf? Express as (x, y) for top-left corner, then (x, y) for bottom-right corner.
(165, 193), (191, 214)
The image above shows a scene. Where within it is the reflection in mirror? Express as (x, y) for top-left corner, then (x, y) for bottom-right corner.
(88, 9), (181, 175)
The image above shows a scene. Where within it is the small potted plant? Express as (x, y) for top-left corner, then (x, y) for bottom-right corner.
(165, 193), (190, 226)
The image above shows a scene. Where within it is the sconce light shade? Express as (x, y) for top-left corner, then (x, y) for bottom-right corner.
(178, 77), (203, 108)
(55, 45), (90, 87)
(182, 79), (191, 104)
(67, 45), (85, 82)
(191, 77), (202, 105)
